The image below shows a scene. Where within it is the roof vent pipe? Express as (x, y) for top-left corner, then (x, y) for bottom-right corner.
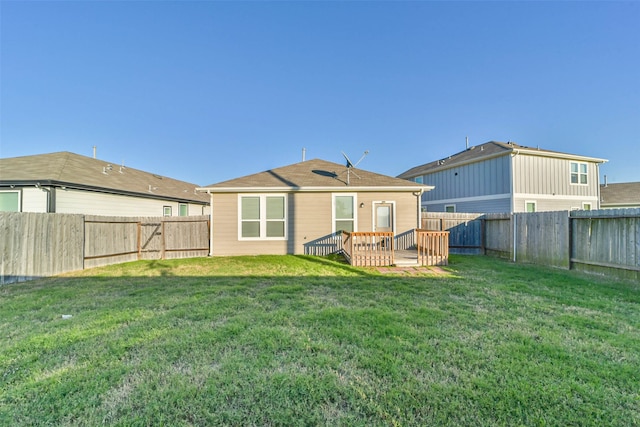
(604, 175), (608, 187)
(302, 147), (306, 162)
(93, 146), (97, 159)
(466, 136), (469, 150)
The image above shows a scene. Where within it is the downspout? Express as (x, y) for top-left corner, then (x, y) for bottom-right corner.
(207, 190), (213, 256)
(513, 213), (517, 262)
(510, 149), (520, 213)
(510, 148), (520, 263)
(413, 189), (424, 229)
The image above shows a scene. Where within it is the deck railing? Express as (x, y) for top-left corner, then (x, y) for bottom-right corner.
(416, 229), (450, 266)
(342, 231), (394, 267)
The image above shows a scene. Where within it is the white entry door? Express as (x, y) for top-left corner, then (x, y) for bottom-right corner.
(374, 203), (393, 232)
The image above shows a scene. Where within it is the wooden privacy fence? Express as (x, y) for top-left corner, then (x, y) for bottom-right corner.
(423, 209), (640, 281)
(84, 215), (209, 269)
(421, 212), (484, 254)
(1, 212), (210, 284)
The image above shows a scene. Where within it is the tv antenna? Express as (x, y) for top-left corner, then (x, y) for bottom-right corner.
(340, 150), (369, 185)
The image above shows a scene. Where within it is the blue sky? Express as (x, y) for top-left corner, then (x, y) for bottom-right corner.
(2, 1), (639, 186)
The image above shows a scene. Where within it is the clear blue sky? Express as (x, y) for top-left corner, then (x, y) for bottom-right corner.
(2, 1), (639, 186)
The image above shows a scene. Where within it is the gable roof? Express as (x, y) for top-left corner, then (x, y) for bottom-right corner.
(600, 182), (640, 207)
(198, 158), (432, 193)
(397, 141), (607, 179)
(0, 151), (209, 204)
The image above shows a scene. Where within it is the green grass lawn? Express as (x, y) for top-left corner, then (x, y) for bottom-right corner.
(1, 255), (639, 426)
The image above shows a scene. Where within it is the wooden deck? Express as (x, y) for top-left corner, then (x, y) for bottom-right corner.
(342, 230), (449, 267)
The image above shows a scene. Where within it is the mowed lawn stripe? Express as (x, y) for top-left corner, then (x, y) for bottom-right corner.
(1, 255), (638, 426)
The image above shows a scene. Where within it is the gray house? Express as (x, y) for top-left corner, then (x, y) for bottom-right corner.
(600, 182), (640, 209)
(397, 141), (607, 213)
(0, 152), (210, 216)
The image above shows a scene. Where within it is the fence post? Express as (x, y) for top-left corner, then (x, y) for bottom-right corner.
(568, 211), (573, 270)
(137, 222), (142, 260)
(480, 217), (486, 255)
(161, 221), (166, 259)
(512, 213), (517, 262)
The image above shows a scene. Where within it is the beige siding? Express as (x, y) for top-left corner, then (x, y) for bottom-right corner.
(21, 188), (48, 213)
(211, 191), (420, 256)
(55, 189), (205, 217)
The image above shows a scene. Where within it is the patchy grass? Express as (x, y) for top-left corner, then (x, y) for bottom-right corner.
(1, 255), (639, 426)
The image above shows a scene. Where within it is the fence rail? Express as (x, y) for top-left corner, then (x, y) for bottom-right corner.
(343, 231), (394, 267)
(416, 230), (450, 266)
(1, 213), (209, 284)
(422, 209), (640, 281)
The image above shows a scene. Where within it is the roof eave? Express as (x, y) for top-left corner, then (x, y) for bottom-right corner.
(1, 180), (209, 205)
(196, 185), (434, 193)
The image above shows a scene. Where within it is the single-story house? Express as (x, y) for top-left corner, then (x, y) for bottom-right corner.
(0, 151), (210, 216)
(397, 141), (607, 213)
(197, 158), (433, 256)
(600, 181), (640, 209)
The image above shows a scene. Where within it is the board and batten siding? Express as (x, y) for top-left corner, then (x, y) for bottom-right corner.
(511, 154), (600, 210)
(426, 197), (511, 214)
(421, 155), (511, 202)
(211, 191), (420, 256)
(55, 188), (207, 217)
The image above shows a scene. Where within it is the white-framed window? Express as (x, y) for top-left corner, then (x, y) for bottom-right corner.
(444, 204), (456, 213)
(582, 202), (592, 211)
(239, 194), (287, 240)
(163, 206), (172, 216)
(179, 203), (188, 216)
(570, 162), (588, 185)
(333, 193), (357, 233)
(0, 190), (20, 212)
(525, 201), (537, 212)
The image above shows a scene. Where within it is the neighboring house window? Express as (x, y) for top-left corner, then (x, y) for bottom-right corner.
(179, 203), (188, 216)
(526, 201), (537, 212)
(0, 191), (20, 212)
(445, 205), (455, 213)
(582, 202), (592, 211)
(333, 194), (356, 233)
(240, 195), (286, 239)
(414, 176), (423, 184)
(163, 206), (172, 216)
(570, 162), (588, 185)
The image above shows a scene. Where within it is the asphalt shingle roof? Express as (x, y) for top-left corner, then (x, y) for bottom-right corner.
(397, 141), (606, 179)
(201, 158), (429, 191)
(600, 182), (640, 206)
(0, 151), (209, 203)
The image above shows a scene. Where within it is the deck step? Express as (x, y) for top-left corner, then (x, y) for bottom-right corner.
(393, 259), (420, 267)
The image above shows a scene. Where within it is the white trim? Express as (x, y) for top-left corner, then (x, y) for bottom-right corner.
(514, 193), (599, 202)
(198, 185), (433, 194)
(525, 200), (537, 213)
(581, 202), (593, 211)
(372, 201), (396, 232)
(444, 204), (456, 213)
(332, 193), (358, 233)
(237, 194), (287, 241)
(0, 189), (22, 212)
(569, 161), (589, 186)
(422, 193), (511, 205)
